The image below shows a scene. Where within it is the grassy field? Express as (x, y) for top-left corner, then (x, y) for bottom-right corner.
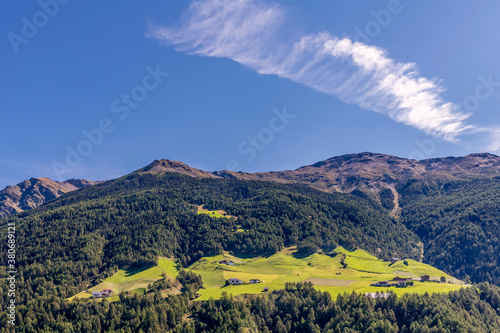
(68, 248), (466, 302)
(196, 205), (235, 219)
(68, 258), (179, 302)
(336, 246), (457, 280)
(188, 247), (466, 300)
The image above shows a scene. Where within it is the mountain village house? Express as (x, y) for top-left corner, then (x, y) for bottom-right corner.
(371, 277), (415, 288)
(372, 281), (390, 287)
(228, 278), (264, 285)
(92, 289), (113, 298)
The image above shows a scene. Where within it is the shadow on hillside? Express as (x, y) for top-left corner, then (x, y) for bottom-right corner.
(291, 251), (314, 259)
(232, 251), (276, 260)
(122, 264), (156, 277)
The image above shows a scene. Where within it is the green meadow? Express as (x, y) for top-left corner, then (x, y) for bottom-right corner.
(188, 247), (466, 300)
(335, 247), (456, 279)
(196, 205), (235, 219)
(69, 247), (466, 302)
(197, 210), (226, 218)
(68, 258), (179, 302)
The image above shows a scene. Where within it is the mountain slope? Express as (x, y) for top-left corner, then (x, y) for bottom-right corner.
(2, 153), (500, 332)
(0, 177), (100, 218)
(1, 170), (420, 304)
(2, 152), (500, 286)
(128, 152), (500, 284)
(398, 177), (500, 284)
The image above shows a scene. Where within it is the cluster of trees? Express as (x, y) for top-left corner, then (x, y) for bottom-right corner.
(378, 188), (395, 211)
(2, 280), (500, 332)
(398, 177), (500, 284)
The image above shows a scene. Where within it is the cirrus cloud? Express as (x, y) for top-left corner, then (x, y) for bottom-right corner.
(148, 0), (500, 150)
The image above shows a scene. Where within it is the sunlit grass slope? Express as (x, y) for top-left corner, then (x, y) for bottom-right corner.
(189, 247), (465, 300)
(68, 258), (179, 302)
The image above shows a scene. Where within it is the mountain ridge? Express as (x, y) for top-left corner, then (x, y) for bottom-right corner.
(2, 152), (499, 219)
(142, 152), (500, 199)
(0, 177), (101, 219)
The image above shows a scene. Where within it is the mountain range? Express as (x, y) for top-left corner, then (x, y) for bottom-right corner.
(2, 152), (499, 219)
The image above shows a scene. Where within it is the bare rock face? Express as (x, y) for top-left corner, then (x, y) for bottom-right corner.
(0, 177), (101, 219)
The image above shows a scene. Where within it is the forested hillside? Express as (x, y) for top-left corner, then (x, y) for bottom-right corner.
(398, 176), (500, 285)
(0, 171), (419, 305)
(131, 153), (500, 286)
(2, 153), (500, 288)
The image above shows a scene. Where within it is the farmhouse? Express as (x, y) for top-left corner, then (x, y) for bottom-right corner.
(421, 275), (430, 281)
(263, 287), (269, 292)
(371, 277), (415, 288)
(219, 260), (235, 266)
(372, 281), (390, 287)
(228, 278), (243, 285)
(249, 279), (262, 284)
(92, 289), (113, 298)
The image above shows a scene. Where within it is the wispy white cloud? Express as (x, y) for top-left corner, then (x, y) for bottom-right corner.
(491, 129), (500, 151)
(148, 0), (495, 147)
(467, 126), (500, 151)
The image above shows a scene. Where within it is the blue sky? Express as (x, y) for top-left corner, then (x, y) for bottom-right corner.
(1, 0), (500, 188)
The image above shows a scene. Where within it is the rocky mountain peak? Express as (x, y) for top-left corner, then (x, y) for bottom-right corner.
(0, 177), (101, 219)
